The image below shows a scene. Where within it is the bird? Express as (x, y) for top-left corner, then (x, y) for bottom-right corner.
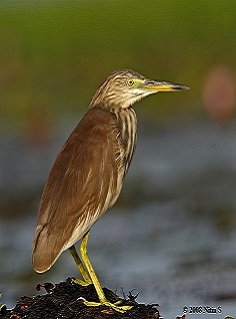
(32, 69), (188, 312)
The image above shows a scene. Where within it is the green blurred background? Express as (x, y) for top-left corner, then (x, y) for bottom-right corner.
(0, 0), (235, 128)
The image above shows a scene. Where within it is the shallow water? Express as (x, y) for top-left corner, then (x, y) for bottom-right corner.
(1, 118), (236, 318)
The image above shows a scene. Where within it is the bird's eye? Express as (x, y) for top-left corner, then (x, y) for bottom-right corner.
(127, 79), (135, 86)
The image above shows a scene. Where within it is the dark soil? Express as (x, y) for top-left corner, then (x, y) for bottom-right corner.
(0, 278), (161, 319)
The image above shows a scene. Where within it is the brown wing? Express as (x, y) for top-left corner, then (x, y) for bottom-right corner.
(32, 108), (123, 273)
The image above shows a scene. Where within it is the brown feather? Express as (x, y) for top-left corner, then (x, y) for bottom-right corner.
(32, 107), (126, 272)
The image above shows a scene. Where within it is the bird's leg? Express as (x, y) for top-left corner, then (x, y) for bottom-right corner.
(80, 232), (132, 313)
(69, 245), (92, 286)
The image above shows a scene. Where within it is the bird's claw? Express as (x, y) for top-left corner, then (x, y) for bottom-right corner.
(73, 278), (92, 286)
(81, 299), (132, 313)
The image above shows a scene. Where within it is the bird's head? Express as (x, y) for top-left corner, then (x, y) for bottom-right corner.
(90, 69), (189, 109)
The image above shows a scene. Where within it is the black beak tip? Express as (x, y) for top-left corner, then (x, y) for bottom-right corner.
(175, 84), (190, 91)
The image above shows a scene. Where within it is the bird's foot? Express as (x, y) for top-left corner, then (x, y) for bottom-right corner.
(73, 278), (92, 286)
(80, 298), (132, 313)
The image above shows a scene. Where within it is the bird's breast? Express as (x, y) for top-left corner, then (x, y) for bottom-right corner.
(114, 107), (137, 175)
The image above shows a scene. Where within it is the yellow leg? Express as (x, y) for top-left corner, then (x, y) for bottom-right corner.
(69, 244), (92, 286)
(80, 232), (132, 313)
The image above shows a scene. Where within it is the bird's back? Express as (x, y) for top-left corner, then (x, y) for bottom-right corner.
(32, 106), (137, 273)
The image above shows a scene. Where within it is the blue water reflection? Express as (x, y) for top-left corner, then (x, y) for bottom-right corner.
(1, 118), (236, 318)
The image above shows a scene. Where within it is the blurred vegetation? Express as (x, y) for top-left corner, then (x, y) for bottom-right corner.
(0, 0), (236, 129)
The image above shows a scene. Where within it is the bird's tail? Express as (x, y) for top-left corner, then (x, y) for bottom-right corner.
(32, 225), (60, 273)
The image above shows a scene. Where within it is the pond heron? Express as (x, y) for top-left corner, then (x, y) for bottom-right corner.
(32, 69), (188, 312)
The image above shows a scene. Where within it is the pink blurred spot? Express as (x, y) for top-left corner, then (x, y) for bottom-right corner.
(203, 65), (236, 122)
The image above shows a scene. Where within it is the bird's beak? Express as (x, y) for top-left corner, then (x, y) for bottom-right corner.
(144, 79), (189, 92)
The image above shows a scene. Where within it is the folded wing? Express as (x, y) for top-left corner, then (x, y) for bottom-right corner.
(32, 108), (123, 273)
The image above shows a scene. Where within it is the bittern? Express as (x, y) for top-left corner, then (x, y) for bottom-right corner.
(32, 69), (188, 312)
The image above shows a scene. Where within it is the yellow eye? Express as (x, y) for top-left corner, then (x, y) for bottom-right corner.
(127, 79), (135, 86)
